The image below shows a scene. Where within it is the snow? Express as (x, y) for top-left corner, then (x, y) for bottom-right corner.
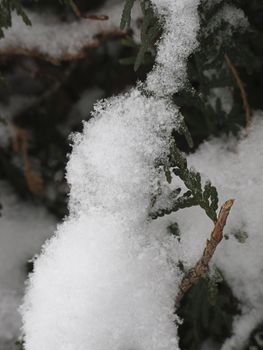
(208, 87), (233, 114)
(22, 214), (181, 350)
(67, 89), (180, 217)
(21, 87), (184, 350)
(204, 3), (248, 39)
(0, 0), (141, 62)
(0, 182), (55, 346)
(146, 0), (200, 96)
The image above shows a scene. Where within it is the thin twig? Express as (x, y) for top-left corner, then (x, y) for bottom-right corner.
(175, 199), (234, 307)
(0, 29), (129, 64)
(70, 1), (109, 20)
(224, 53), (251, 136)
(80, 14), (109, 21)
(12, 126), (44, 195)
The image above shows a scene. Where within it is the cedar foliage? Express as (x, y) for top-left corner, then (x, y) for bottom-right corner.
(0, 0), (31, 38)
(151, 141), (218, 222)
(121, 0), (160, 70)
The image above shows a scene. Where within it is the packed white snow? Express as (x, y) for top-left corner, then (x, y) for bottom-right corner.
(0, 182), (55, 346)
(146, 0), (200, 96)
(21, 89), (183, 350)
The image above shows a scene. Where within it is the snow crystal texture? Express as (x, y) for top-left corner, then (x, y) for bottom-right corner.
(146, 0), (200, 96)
(21, 89), (182, 350)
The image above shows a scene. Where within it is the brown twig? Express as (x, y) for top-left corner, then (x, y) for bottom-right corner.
(0, 30), (129, 65)
(82, 14), (109, 20)
(224, 53), (251, 136)
(70, 1), (108, 20)
(175, 199), (234, 307)
(12, 126), (44, 196)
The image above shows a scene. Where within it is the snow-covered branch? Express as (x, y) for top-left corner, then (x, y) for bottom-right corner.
(0, 0), (141, 64)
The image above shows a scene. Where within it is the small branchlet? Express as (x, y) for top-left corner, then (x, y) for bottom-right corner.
(63, 0), (108, 20)
(171, 143), (219, 222)
(224, 53), (251, 136)
(121, 0), (161, 71)
(12, 126), (44, 196)
(175, 199), (234, 307)
(178, 116), (194, 149)
(151, 142), (219, 222)
(120, 0), (136, 29)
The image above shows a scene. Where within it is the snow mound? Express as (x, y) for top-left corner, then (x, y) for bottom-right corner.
(21, 88), (183, 350)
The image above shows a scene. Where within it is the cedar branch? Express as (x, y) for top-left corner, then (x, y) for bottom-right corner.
(224, 53), (251, 136)
(175, 199), (234, 307)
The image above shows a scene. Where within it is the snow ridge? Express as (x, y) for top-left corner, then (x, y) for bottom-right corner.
(147, 0), (200, 96)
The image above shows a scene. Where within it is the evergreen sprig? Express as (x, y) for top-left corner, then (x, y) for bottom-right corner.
(151, 142), (218, 222)
(121, 0), (161, 71)
(60, 0), (80, 16)
(120, 0), (136, 30)
(171, 142), (218, 221)
(178, 116), (194, 149)
(177, 277), (239, 350)
(0, 0), (31, 38)
(134, 0), (161, 71)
